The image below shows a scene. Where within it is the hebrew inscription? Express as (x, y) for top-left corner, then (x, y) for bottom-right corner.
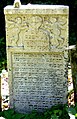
(12, 52), (66, 113)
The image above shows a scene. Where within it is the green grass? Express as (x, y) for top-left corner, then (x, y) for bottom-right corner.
(0, 104), (70, 119)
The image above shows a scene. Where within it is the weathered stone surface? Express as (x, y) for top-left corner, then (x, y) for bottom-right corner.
(4, 5), (69, 113)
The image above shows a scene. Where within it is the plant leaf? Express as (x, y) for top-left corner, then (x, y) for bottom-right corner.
(68, 107), (76, 115)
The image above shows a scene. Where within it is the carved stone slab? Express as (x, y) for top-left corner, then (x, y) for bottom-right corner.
(4, 5), (69, 113)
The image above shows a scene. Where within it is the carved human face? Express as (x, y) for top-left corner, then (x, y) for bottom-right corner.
(15, 17), (22, 24)
(29, 16), (42, 29)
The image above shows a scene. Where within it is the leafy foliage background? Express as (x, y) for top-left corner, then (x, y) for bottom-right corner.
(0, 0), (77, 71)
(0, 104), (70, 119)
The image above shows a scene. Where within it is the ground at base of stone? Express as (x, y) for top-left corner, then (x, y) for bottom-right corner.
(0, 114), (75, 119)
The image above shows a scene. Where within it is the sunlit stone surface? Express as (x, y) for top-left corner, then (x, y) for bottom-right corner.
(4, 4), (69, 113)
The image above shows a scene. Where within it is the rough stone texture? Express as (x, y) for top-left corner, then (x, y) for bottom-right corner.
(4, 5), (69, 113)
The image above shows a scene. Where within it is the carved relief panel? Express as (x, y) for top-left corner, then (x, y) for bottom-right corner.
(5, 14), (68, 52)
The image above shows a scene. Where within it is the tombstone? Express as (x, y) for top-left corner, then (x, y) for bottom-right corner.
(4, 3), (69, 113)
